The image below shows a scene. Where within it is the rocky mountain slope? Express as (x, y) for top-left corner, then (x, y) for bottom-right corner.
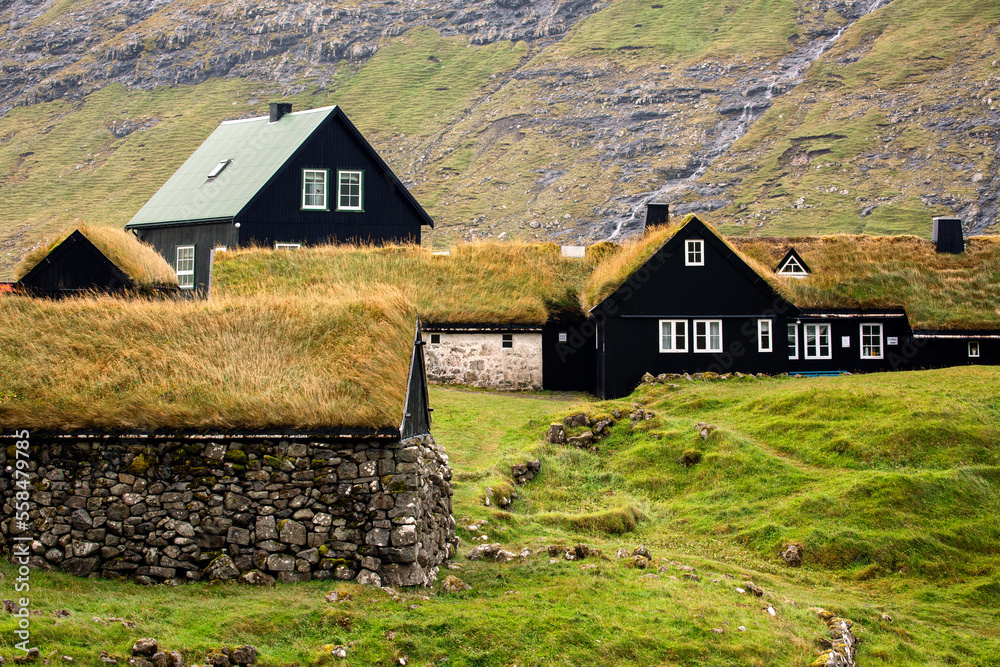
(0, 0), (998, 273)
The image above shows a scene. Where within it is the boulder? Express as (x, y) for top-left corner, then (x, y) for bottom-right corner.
(781, 543), (802, 567)
(441, 575), (471, 592)
(545, 423), (566, 444)
(132, 639), (158, 657)
(563, 413), (590, 428)
(204, 555), (240, 581)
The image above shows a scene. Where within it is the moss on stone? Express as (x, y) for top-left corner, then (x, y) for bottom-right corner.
(224, 449), (247, 464)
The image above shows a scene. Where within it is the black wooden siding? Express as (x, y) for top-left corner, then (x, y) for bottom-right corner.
(133, 222), (238, 296)
(17, 231), (132, 297)
(237, 113), (425, 246)
(542, 320), (597, 393)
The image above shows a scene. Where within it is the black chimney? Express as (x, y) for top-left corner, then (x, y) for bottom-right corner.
(269, 103), (292, 123)
(932, 217), (964, 254)
(645, 203), (669, 228)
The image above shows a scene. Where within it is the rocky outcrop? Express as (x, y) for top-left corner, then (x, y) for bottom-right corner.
(0, 433), (458, 587)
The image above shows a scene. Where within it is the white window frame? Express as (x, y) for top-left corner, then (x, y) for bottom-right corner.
(968, 341), (980, 358)
(337, 170), (363, 211)
(275, 243), (301, 250)
(758, 319), (773, 353)
(302, 169), (328, 210)
(176, 245), (195, 290)
(804, 323), (832, 360)
(693, 319), (723, 353)
(787, 323), (799, 360)
(685, 239), (704, 266)
(659, 320), (688, 353)
(778, 255), (809, 278)
(501, 333), (513, 349)
(860, 323), (883, 360)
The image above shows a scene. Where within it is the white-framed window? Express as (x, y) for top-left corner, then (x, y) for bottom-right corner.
(302, 169), (328, 210)
(659, 320), (688, 353)
(804, 323), (832, 359)
(176, 245), (194, 290)
(758, 319), (773, 353)
(778, 255), (809, 277)
(502, 334), (513, 349)
(558, 332), (568, 342)
(969, 341), (980, 358)
(337, 170), (363, 211)
(860, 323), (883, 359)
(787, 323), (799, 360)
(693, 320), (722, 353)
(275, 242), (301, 250)
(685, 239), (704, 266)
(429, 334), (441, 345)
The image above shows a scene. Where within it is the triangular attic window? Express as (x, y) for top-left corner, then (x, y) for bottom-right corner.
(776, 249), (810, 278)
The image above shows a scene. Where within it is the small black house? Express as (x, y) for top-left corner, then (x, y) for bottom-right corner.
(126, 104), (434, 294)
(15, 227), (178, 298)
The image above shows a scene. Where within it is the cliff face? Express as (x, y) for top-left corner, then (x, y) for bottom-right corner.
(0, 0), (998, 274)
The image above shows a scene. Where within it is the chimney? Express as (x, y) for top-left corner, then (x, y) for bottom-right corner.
(932, 217), (964, 254)
(645, 203), (669, 228)
(269, 103), (292, 123)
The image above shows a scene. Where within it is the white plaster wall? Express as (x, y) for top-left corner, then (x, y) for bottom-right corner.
(425, 332), (543, 390)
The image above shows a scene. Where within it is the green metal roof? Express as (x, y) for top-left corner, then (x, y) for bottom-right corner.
(126, 106), (336, 228)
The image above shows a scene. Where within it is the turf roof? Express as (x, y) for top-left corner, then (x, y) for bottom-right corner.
(212, 241), (594, 324)
(0, 290), (416, 432)
(14, 225), (178, 289)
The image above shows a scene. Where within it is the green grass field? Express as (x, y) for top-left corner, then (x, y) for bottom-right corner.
(2, 369), (999, 665)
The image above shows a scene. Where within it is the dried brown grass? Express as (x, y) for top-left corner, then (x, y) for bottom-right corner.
(214, 240), (591, 323)
(0, 288), (414, 431)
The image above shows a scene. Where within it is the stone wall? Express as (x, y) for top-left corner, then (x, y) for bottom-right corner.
(0, 433), (457, 587)
(425, 332), (543, 390)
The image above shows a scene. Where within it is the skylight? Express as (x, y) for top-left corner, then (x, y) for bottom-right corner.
(207, 159), (231, 179)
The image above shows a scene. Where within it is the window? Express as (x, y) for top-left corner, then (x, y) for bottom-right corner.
(337, 170), (363, 211)
(558, 332), (568, 343)
(685, 239), (704, 266)
(804, 323), (832, 359)
(502, 334), (513, 349)
(787, 323), (799, 360)
(969, 341), (980, 358)
(860, 324), (883, 359)
(275, 243), (301, 250)
(693, 320), (722, 353)
(659, 320), (688, 353)
(429, 334), (440, 345)
(176, 245), (195, 290)
(207, 159), (231, 179)
(302, 170), (328, 210)
(758, 319), (773, 353)
(778, 255), (808, 277)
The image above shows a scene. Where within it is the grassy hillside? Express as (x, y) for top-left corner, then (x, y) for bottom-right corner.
(2, 370), (999, 665)
(0, 0), (998, 277)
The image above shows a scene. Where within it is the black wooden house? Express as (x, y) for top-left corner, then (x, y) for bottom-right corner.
(586, 215), (998, 398)
(15, 228), (178, 298)
(126, 104), (433, 294)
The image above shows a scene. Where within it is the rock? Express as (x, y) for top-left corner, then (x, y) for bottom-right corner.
(230, 646), (257, 665)
(631, 545), (652, 560)
(356, 569), (382, 587)
(238, 570), (276, 586)
(562, 413), (589, 427)
(573, 544), (600, 560)
(744, 582), (764, 596)
(132, 640), (159, 657)
(518, 547), (532, 559)
(632, 555), (649, 569)
(641, 372), (656, 384)
(566, 431), (593, 448)
(99, 653), (118, 665)
(615, 547), (630, 559)
(278, 520), (307, 546)
(150, 653), (167, 667)
(204, 555), (240, 581)
(545, 423), (566, 444)
(441, 575), (471, 592)
(781, 543), (802, 567)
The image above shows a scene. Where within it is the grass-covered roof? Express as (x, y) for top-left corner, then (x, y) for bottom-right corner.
(213, 242), (594, 324)
(0, 290), (415, 432)
(15, 225), (178, 290)
(733, 235), (1000, 330)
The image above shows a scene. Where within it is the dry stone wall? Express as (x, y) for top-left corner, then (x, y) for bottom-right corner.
(425, 332), (543, 390)
(0, 433), (457, 587)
